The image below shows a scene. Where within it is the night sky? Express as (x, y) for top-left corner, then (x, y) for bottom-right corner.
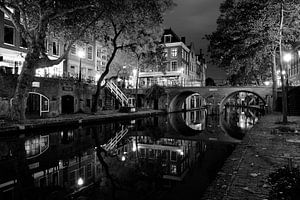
(163, 0), (227, 81)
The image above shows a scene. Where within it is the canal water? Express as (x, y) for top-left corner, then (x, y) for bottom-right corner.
(0, 106), (263, 200)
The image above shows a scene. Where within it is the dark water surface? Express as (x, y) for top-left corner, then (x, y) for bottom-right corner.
(0, 106), (263, 200)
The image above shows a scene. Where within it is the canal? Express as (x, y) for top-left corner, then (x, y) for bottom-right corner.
(0, 106), (263, 200)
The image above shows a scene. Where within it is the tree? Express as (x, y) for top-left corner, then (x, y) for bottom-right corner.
(207, 0), (300, 120)
(90, 0), (174, 113)
(0, 0), (105, 121)
(0, 0), (174, 121)
(145, 84), (166, 109)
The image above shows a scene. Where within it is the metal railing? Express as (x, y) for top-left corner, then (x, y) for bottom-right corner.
(106, 81), (129, 106)
(102, 125), (128, 151)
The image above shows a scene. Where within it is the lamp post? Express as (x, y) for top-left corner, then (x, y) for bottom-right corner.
(122, 65), (127, 88)
(279, 51), (292, 123)
(133, 67), (139, 110)
(77, 49), (85, 82)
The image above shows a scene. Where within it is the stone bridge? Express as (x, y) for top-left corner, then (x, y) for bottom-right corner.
(164, 86), (273, 113)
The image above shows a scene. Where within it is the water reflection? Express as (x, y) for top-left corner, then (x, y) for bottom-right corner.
(0, 106), (263, 200)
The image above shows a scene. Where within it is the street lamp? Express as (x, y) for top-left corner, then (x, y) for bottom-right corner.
(279, 51), (292, 123)
(77, 49), (85, 82)
(122, 65), (127, 88)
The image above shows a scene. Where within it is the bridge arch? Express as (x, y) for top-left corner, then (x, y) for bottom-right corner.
(168, 90), (205, 113)
(219, 90), (266, 113)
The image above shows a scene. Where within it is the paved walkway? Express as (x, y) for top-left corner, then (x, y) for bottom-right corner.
(0, 109), (166, 133)
(202, 113), (300, 200)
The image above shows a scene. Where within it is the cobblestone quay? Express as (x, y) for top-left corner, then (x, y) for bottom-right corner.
(202, 113), (300, 200)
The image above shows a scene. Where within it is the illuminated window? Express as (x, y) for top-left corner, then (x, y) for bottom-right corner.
(171, 165), (177, 174)
(97, 47), (101, 58)
(87, 45), (93, 60)
(71, 44), (76, 55)
(171, 48), (177, 57)
(25, 137), (39, 157)
(171, 61), (177, 71)
(97, 60), (101, 71)
(164, 49), (168, 57)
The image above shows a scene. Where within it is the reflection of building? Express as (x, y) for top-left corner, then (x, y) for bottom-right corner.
(115, 135), (206, 181)
(0, 126), (108, 200)
(182, 109), (206, 131)
(138, 28), (206, 88)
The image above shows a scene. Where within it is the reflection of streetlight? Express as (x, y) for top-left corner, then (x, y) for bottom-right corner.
(77, 49), (85, 82)
(77, 177), (84, 186)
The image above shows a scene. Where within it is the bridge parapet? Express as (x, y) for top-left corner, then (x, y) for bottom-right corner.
(164, 86), (273, 113)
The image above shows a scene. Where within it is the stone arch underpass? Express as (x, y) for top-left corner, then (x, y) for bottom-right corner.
(165, 86), (273, 113)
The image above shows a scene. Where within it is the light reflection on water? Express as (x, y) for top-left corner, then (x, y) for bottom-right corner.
(0, 106), (262, 200)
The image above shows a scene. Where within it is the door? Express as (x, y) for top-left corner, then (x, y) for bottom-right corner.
(26, 93), (40, 118)
(61, 95), (74, 114)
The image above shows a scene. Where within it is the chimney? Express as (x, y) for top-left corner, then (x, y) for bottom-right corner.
(181, 37), (186, 44)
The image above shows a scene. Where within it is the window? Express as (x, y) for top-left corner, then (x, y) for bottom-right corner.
(171, 61), (177, 71)
(171, 48), (177, 57)
(97, 47), (101, 58)
(164, 49), (168, 57)
(101, 55), (107, 60)
(87, 45), (93, 60)
(4, 7), (14, 19)
(164, 35), (171, 43)
(86, 99), (91, 107)
(44, 39), (48, 53)
(97, 60), (101, 71)
(171, 151), (177, 161)
(52, 40), (59, 56)
(4, 25), (14, 45)
(71, 44), (76, 55)
(87, 164), (92, 178)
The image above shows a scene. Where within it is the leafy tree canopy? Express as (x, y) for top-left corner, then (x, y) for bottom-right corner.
(206, 0), (300, 85)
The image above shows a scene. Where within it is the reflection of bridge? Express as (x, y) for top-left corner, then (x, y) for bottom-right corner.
(164, 86), (273, 113)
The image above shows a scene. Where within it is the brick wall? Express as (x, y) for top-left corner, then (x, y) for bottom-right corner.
(0, 73), (106, 118)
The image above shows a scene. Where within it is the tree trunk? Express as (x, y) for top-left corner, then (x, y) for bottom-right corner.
(10, 53), (37, 121)
(272, 51), (278, 111)
(279, 3), (288, 123)
(92, 82), (102, 113)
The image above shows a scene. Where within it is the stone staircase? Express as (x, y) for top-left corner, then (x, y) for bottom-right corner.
(106, 81), (129, 107)
(102, 125), (128, 151)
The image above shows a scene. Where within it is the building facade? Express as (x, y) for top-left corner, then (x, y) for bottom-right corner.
(138, 28), (207, 88)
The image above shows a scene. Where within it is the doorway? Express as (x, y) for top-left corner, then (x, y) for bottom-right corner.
(61, 95), (74, 114)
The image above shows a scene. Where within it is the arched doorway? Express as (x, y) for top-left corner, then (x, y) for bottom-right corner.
(26, 92), (49, 118)
(61, 95), (74, 114)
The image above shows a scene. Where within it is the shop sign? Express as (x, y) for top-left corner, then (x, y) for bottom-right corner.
(32, 82), (40, 88)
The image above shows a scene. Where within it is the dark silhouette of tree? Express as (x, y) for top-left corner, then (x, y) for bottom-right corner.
(91, 0), (174, 113)
(145, 84), (166, 109)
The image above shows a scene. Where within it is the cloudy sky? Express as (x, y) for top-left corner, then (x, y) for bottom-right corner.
(163, 0), (226, 80)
